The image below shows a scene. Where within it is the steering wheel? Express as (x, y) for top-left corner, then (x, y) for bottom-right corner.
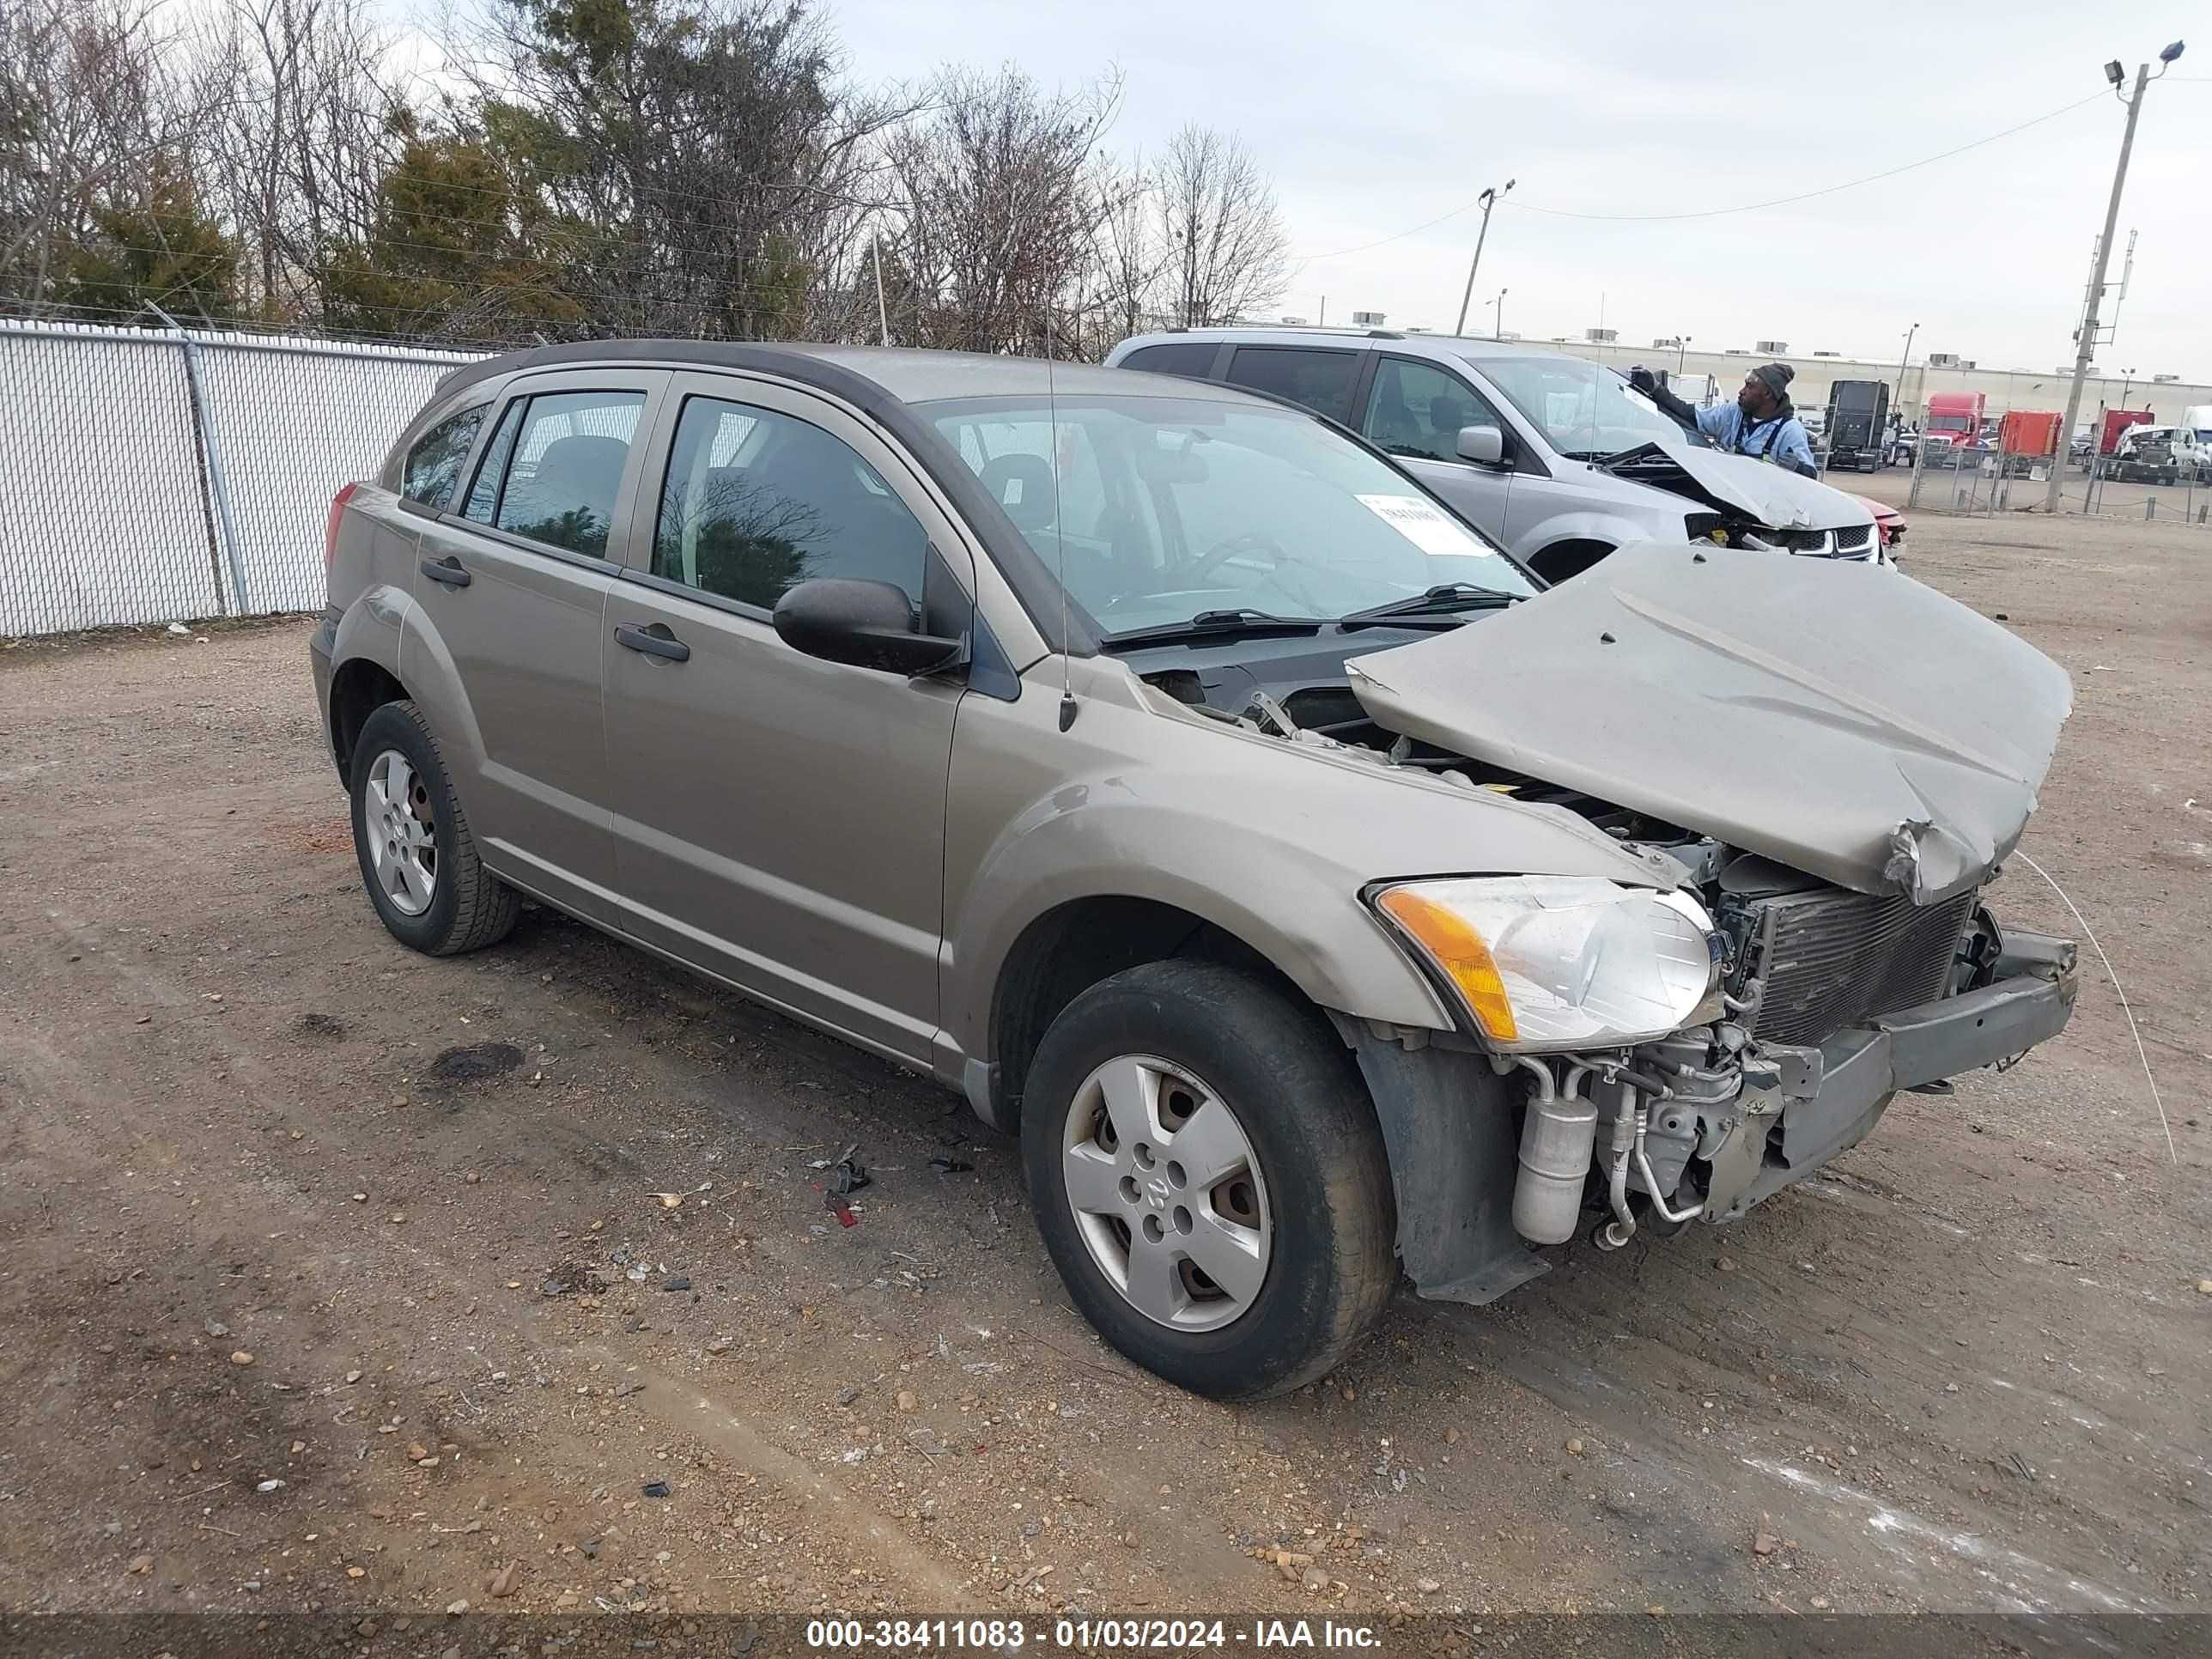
(1182, 531), (1293, 583)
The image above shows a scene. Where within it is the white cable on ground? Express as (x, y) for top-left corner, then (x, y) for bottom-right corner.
(2014, 850), (2178, 1166)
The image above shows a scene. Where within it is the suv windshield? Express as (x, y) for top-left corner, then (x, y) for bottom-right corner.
(924, 394), (1535, 638)
(1474, 356), (1699, 460)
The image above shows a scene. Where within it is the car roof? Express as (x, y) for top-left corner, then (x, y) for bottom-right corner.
(1118, 325), (1591, 368)
(438, 338), (1273, 410)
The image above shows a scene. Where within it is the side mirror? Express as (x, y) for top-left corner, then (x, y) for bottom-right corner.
(1455, 424), (1506, 466)
(772, 578), (965, 677)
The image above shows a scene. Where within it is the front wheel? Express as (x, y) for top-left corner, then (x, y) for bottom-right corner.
(1020, 961), (1397, 1401)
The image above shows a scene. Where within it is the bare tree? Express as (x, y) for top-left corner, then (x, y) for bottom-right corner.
(190, 0), (412, 321)
(882, 64), (1120, 357)
(1085, 150), (1161, 349)
(1156, 123), (1288, 330)
(0, 0), (202, 312)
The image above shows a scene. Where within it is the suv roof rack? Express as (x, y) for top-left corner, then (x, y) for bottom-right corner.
(1365, 329), (1404, 340)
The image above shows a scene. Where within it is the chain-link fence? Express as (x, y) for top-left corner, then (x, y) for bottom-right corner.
(0, 319), (486, 636)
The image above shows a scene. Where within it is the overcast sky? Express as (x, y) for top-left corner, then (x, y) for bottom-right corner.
(820, 0), (2208, 376)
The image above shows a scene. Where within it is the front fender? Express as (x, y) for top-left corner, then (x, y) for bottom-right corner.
(1513, 510), (1656, 565)
(940, 656), (1682, 1060)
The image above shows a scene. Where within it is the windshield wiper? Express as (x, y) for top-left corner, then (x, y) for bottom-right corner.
(1102, 609), (1326, 649)
(1338, 583), (1522, 632)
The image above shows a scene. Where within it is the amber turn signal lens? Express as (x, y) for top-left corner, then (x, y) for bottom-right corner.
(1376, 886), (1519, 1042)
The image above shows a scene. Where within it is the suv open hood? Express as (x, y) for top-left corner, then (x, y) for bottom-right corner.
(1346, 544), (2072, 904)
(1601, 435), (1866, 531)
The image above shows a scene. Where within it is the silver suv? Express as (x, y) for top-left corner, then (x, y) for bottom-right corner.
(313, 341), (2077, 1401)
(1106, 328), (1881, 581)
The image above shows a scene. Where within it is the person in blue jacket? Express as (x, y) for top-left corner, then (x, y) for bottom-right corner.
(1629, 360), (1819, 477)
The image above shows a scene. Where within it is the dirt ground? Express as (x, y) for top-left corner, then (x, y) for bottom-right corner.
(3, 506), (2209, 1638)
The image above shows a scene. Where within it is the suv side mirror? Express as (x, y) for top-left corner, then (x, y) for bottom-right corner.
(1455, 424), (1507, 466)
(772, 578), (965, 677)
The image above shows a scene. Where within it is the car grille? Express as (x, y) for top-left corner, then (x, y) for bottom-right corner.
(1832, 524), (1873, 550)
(1767, 527), (1830, 552)
(1738, 885), (1976, 1046)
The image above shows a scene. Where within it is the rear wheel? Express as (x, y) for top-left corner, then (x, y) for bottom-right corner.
(349, 700), (519, 956)
(1020, 961), (1397, 1401)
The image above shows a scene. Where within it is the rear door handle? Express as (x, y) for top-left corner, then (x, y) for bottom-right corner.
(614, 622), (690, 663)
(420, 555), (471, 588)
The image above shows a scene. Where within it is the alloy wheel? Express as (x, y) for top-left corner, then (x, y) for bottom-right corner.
(1060, 1054), (1273, 1331)
(363, 748), (438, 917)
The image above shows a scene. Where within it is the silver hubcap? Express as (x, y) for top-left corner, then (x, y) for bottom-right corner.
(1060, 1055), (1272, 1332)
(363, 749), (437, 917)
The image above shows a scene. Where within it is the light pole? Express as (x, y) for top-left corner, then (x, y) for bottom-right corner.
(2045, 41), (2184, 513)
(1896, 320), (1918, 407)
(1452, 179), (1515, 336)
(1677, 334), (1691, 374)
(2119, 367), (2136, 407)
(1492, 288), (1507, 339)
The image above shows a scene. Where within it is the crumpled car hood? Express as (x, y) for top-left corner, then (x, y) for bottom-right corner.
(1346, 544), (2072, 905)
(1602, 435), (1869, 531)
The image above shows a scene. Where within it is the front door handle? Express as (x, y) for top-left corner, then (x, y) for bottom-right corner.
(615, 622), (690, 663)
(420, 555), (471, 588)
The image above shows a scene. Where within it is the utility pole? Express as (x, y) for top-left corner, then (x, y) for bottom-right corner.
(1452, 179), (1515, 336)
(2045, 45), (2183, 514)
(1896, 320), (1918, 411)
(871, 230), (890, 346)
(1492, 288), (1507, 339)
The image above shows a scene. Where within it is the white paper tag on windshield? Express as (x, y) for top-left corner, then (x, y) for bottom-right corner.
(1357, 493), (1480, 556)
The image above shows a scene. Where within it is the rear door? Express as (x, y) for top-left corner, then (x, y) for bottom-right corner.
(400, 368), (668, 920)
(598, 371), (972, 1065)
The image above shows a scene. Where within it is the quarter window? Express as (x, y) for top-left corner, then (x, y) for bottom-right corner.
(400, 404), (486, 507)
(1119, 342), (1223, 380)
(484, 390), (646, 556)
(1361, 358), (1507, 463)
(1222, 347), (1358, 423)
(652, 396), (929, 611)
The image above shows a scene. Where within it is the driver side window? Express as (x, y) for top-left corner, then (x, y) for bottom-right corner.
(1360, 358), (1505, 464)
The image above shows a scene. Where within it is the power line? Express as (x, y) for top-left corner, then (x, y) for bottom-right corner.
(1292, 196), (1494, 264)
(1290, 88), (2106, 264)
(1508, 92), (2106, 222)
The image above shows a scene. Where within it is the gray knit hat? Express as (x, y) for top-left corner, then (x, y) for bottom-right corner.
(1753, 362), (1796, 401)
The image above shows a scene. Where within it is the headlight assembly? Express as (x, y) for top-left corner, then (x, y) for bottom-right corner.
(1370, 876), (1720, 1052)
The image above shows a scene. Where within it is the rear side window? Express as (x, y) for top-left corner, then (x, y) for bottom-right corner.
(400, 404), (486, 507)
(1120, 342), (1222, 380)
(1224, 347), (1358, 424)
(482, 390), (646, 556)
(652, 396), (929, 611)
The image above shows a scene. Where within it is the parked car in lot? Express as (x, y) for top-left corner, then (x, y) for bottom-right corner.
(1104, 329), (1881, 582)
(1848, 493), (1905, 552)
(315, 341), (2079, 1401)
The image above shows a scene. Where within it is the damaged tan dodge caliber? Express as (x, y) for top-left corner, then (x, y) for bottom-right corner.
(315, 343), (2078, 1401)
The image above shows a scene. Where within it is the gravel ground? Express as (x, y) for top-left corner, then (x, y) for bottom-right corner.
(2, 507), (2208, 1634)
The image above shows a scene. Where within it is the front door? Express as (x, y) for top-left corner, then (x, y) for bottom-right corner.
(1353, 354), (1528, 542)
(599, 374), (970, 1064)
(401, 369), (668, 920)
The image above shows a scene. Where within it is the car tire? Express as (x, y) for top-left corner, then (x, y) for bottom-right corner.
(1019, 959), (1397, 1401)
(349, 699), (519, 957)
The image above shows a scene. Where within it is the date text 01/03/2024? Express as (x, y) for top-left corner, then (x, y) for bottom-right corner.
(802, 1617), (1387, 1649)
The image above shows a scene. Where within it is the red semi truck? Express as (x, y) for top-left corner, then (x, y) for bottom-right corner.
(2099, 407), (2152, 456)
(1923, 392), (1984, 449)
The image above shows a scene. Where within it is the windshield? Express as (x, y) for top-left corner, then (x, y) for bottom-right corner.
(1929, 415), (1972, 434)
(923, 394), (1535, 638)
(1474, 356), (1698, 459)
